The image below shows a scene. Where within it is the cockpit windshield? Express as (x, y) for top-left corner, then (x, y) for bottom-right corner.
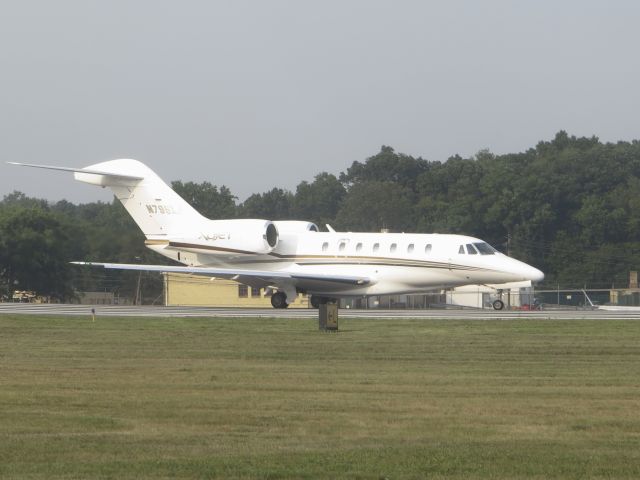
(473, 242), (498, 255)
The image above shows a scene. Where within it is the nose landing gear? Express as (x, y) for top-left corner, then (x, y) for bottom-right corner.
(492, 299), (505, 310)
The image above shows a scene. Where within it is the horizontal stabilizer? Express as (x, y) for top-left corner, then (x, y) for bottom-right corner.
(7, 162), (144, 181)
(72, 261), (371, 286)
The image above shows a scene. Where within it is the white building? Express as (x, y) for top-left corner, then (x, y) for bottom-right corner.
(446, 281), (534, 309)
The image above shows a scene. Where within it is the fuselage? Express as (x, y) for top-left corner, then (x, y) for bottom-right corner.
(146, 229), (544, 297)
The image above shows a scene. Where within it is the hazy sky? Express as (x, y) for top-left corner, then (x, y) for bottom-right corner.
(2, 1), (640, 204)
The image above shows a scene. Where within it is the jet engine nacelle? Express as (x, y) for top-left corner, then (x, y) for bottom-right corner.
(204, 219), (279, 254)
(273, 220), (319, 233)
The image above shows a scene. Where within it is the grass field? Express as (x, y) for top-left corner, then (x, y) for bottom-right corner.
(1, 315), (640, 479)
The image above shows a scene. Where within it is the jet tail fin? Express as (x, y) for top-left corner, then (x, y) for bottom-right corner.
(9, 159), (205, 237)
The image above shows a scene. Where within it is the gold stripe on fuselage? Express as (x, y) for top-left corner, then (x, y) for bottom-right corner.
(144, 239), (170, 246)
(151, 240), (498, 273)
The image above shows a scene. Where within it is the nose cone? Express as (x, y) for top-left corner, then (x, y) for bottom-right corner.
(528, 266), (545, 282)
(506, 258), (545, 283)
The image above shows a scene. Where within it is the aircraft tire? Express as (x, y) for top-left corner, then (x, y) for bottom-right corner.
(492, 299), (505, 310)
(310, 295), (330, 308)
(310, 295), (320, 309)
(271, 291), (289, 309)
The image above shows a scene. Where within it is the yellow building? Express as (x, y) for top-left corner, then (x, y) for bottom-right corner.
(163, 273), (309, 308)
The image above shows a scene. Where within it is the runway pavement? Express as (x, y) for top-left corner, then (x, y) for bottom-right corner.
(2, 303), (640, 319)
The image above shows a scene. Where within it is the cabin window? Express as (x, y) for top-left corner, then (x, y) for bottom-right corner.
(322, 242), (329, 252)
(458, 245), (465, 254)
(425, 244), (432, 254)
(466, 244), (478, 255)
(356, 243), (363, 252)
(251, 287), (261, 297)
(238, 285), (248, 298)
(339, 241), (346, 252)
(390, 243), (397, 253)
(373, 243), (380, 253)
(407, 243), (414, 253)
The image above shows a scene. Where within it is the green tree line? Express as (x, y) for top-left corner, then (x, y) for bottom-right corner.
(2, 131), (640, 301)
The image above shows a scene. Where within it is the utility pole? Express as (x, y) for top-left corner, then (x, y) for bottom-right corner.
(135, 272), (142, 306)
(134, 256), (142, 306)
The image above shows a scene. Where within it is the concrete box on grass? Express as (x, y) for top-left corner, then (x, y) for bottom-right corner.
(319, 302), (338, 331)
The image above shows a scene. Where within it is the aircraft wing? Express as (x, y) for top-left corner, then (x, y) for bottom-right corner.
(71, 262), (371, 286)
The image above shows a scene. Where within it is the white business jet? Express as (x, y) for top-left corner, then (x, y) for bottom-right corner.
(10, 159), (544, 309)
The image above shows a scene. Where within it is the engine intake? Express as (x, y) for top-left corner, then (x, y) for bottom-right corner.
(265, 223), (278, 247)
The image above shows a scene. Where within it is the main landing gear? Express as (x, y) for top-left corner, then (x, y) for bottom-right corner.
(309, 295), (340, 308)
(270, 291), (289, 309)
(271, 292), (339, 330)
